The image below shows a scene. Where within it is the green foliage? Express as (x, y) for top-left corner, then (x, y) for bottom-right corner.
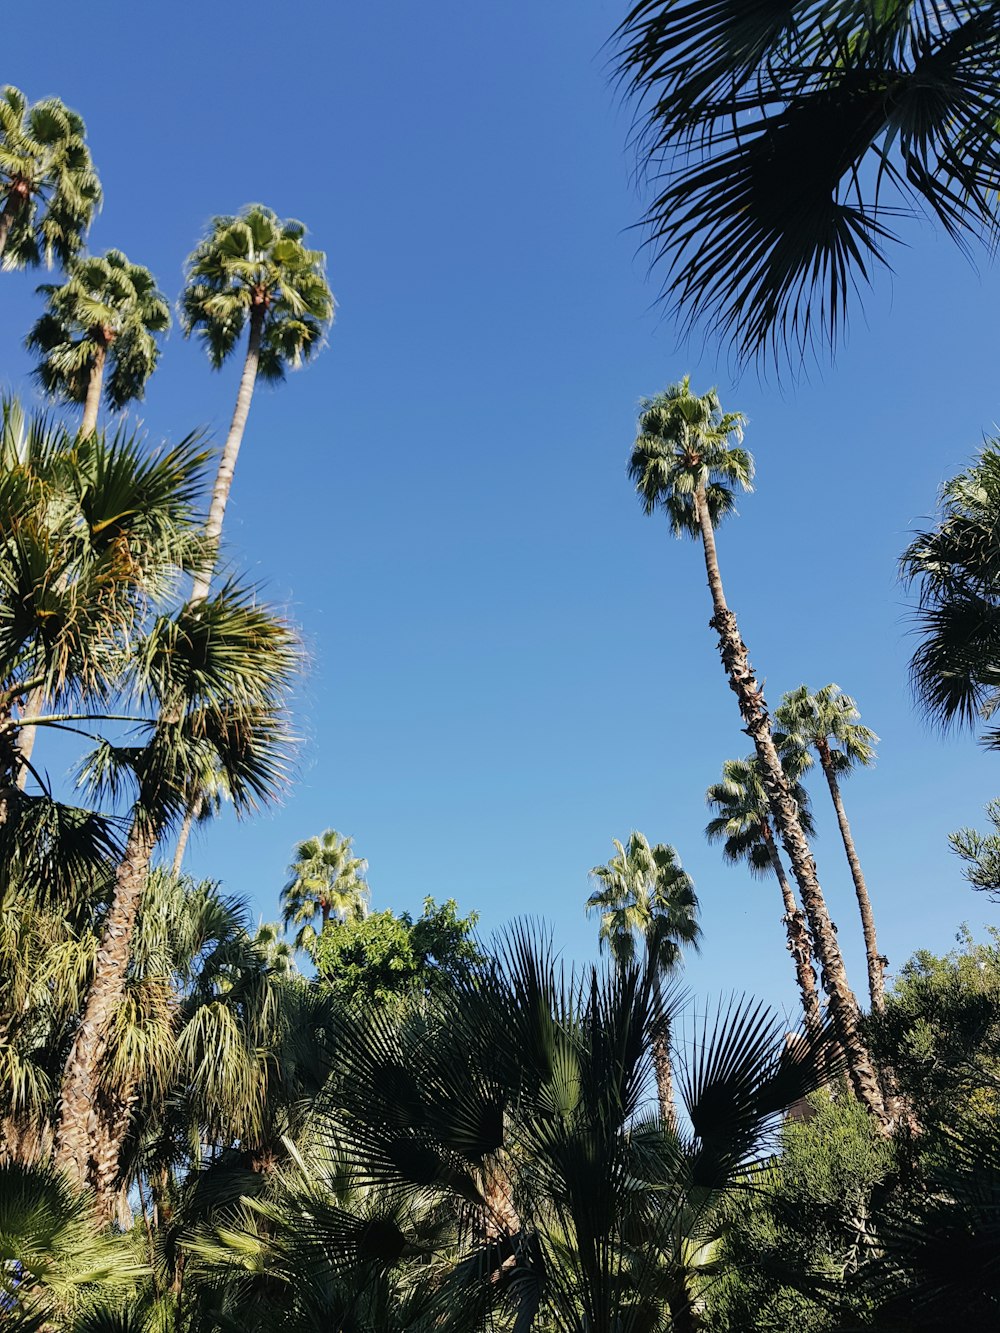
(707, 1093), (894, 1331)
(866, 926), (1000, 1125)
(705, 754), (814, 877)
(27, 249), (170, 414)
(180, 203), (334, 381)
(628, 375), (752, 536)
(313, 896), (482, 1004)
(614, 0), (1000, 365)
(775, 684), (878, 778)
(950, 800), (1000, 899)
(901, 443), (1000, 741)
(281, 828), (368, 956)
(587, 830), (699, 976)
(0, 85), (101, 269)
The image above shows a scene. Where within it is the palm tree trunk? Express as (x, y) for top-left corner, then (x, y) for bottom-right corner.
(191, 304), (264, 601)
(80, 344), (106, 436)
(54, 812), (158, 1211)
(650, 971), (677, 1131)
(0, 188), (26, 259)
(819, 743), (885, 1012)
(762, 826), (822, 1035)
(693, 487), (888, 1125)
(171, 797), (199, 875)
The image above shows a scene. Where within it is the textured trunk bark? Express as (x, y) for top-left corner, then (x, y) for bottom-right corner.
(693, 487), (888, 1125)
(54, 812), (158, 1212)
(650, 971), (677, 1131)
(763, 826), (822, 1036)
(0, 189), (25, 259)
(819, 743), (885, 1012)
(80, 343), (106, 436)
(191, 305), (264, 601)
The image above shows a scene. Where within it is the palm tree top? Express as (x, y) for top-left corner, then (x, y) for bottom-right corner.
(180, 203), (334, 379)
(705, 754), (816, 878)
(0, 84), (102, 269)
(613, 2), (1000, 368)
(628, 376), (752, 536)
(775, 684), (878, 776)
(586, 830), (700, 973)
(281, 828), (369, 954)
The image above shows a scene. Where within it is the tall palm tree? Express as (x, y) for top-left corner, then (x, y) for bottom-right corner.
(586, 832), (699, 1127)
(775, 685), (885, 1011)
(705, 756), (821, 1033)
(281, 829), (369, 956)
(54, 585), (298, 1213)
(901, 442), (1000, 744)
(180, 204), (334, 599)
(0, 85), (101, 269)
(27, 250), (170, 435)
(629, 378), (887, 1124)
(614, 1), (1000, 366)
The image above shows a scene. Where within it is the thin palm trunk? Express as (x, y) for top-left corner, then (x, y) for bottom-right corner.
(0, 187), (26, 259)
(80, 343), (106, 435)
(819, 743), (885, 1012)
(762, 825), (822, 1035)
(171, 797), (199, 875)
(54, 811), (158, 1212)
(693, 486), (888, 1124)
(650, 970), (676, 1131)
(191, 303), (264, 601)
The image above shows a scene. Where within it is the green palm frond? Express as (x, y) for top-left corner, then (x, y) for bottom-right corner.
(775, 684), (878, 774)
(26, 249), (169, 415)
(615, 1), (1000, 366)
(0, 86), (101, 270)
(704, 754), (815, 877)
(628, 376), (751, 536)
(180, 204), (334, 375)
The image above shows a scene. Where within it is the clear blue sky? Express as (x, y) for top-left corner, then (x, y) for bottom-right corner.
(5, 0), (999, 1024)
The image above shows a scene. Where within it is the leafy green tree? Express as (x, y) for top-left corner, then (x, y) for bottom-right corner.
(629, 377), (887, 1124)
(314, 897), (482, 1004)
(614, 1), (1000, 365)
(586, 831), (699, 1127)
(776, 685), (885, 1011)
(281, 829), (368, 956)
(950, 801), (1000, 899)
(901, 443), (1000, 743)
(54, 585), (298, 1214)
(27, 249), (170, 436)
(707, 1092), (894, 1331)
(180, 204), (334, 598)
(706, 755), (821, 1033)
(0, 85), (101, 269)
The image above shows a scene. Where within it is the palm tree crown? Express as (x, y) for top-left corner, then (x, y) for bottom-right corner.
(0, 85), (101, 268)
(901, 443), (1000, 741)
(614, 0), (1000, 365)
(775, 684), (878, 778)
(27, 249), (170, 421)
(586, 831), (700, 975)
(180, 203), (334, 380)
(281, 829), (369, 954)
(706, 756), (815, 876)
(628, 376), (752, 535)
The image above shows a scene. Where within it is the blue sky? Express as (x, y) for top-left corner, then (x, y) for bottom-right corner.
(5, 0), (1000, 1024)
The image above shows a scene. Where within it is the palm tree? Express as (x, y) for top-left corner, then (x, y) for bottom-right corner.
(53, 585), (298, 1213)
(0, 85), (101, 268)
(614, 1), (1000, 366)
(301, 927), (841, 1333)
(901, 442), (1000, 744)
(586, 832), (699, 1127)
(775, 685), (886, 1011)
(180, 204), (334, 599)
(281, 829), (369, 956)
(27, 250), (170, 435)
(705, 756), (821, 1034)
(629, 378), (887, 1124)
